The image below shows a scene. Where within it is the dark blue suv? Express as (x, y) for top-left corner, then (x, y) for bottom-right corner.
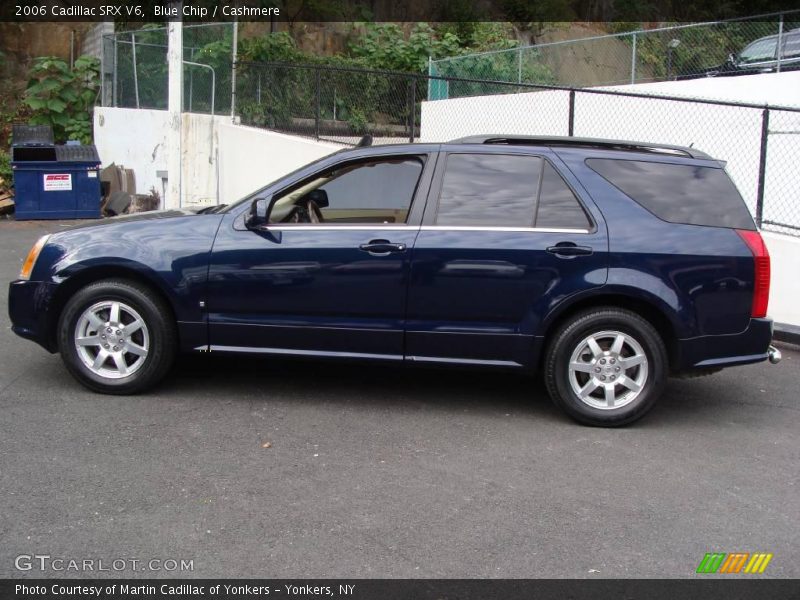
(8, 136), (779, 426)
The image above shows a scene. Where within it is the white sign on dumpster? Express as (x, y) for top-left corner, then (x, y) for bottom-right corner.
(43, 173), (72, 192)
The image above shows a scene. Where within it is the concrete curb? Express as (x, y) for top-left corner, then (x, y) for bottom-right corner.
(774, 323), (800, 347)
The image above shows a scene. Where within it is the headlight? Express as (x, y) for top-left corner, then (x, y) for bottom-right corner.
(19, 235), (50, 280)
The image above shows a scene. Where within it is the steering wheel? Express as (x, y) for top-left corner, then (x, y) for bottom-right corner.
(280, 198), (325, 224)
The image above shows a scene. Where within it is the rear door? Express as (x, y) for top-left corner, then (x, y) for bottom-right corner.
(405, 147), (608, 368)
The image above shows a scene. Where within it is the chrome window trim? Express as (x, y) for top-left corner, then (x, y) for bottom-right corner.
(260, 224), (591, 234)
(420, 225), (591, 234)
(263, 225), (417, 231)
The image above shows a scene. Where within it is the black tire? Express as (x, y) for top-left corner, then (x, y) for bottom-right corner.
(544, 307), (668, 427)
(57, 279), (177, 394)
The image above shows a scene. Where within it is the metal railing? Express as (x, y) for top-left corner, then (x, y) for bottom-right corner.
(234, 61), (423, 146)
(101, 23), (234, 113)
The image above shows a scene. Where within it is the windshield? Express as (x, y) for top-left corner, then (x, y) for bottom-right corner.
(738, 37), (777, 63)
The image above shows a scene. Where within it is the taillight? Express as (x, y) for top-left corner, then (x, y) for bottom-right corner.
(736, 229), (770, 318)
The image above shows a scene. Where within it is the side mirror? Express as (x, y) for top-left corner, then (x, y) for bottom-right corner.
(245, 197), (270, 229)
(303, 189), (329, 208)
(728, 53), (737, 65)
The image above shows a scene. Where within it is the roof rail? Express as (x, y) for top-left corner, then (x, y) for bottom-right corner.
(448, 135), (712, 160)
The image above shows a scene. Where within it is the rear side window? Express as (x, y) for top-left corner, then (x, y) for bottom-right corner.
(436, 154), (542, 226)
(586, 159), (755, 230)
(436, 153), (591, 229)
(536, 161), (592, 229)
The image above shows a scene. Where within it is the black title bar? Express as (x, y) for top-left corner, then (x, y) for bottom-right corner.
(2, 0), (799, 23)
(2, 579), (799, 600)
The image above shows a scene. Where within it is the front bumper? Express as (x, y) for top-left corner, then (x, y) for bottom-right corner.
(676, 317), (774, 372)
(8, 279), (59, 353)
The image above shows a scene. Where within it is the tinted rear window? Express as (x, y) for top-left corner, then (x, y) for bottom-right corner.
(536, 161), (592, 229)
(436, 154), (541, 226)
(586, 159), (755, 230)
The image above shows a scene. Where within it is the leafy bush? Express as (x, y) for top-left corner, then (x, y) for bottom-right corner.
(0, 149), (11, 189)
(216, 23), (558, 136)
(239, 32), (305, 64)
(348, 23), (462, 73)
(345, 107), (369, 134)
(24, 55), (99, 144)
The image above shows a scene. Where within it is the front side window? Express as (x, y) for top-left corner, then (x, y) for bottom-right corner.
(738, 37), (778, 63)
(435, 154), (542, 226)
(269, 156), (424, 225)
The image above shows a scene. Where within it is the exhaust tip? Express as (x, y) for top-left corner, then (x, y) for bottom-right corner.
(768, 345), (782, 364)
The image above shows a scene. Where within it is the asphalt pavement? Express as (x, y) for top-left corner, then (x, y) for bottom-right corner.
(1, 219), (798, 579)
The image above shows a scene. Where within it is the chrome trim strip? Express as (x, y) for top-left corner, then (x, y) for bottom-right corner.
(199, 345), (523, 367)
(407, 355), (523, 367)
(260, 225), (590, 233)
(420, 225), (590, 233)
(207, 345), (403, 361)
(265, 225), (417, 231)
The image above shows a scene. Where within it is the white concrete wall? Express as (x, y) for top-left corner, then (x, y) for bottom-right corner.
(601, 70), (800, 106)
(420, 72), (800, 326)
(94, 107), (169, 199)
(93, 107), (341, 209)
(216, 124), (342, 204)
(421, 72), (800, 223)
(421, 90), (572, 142)
(763, 232), (800, 327)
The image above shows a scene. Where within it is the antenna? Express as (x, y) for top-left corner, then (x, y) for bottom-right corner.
(357, 134), (373, 147)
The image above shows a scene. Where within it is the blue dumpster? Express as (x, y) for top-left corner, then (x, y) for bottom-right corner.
(12, 125), (102, 220)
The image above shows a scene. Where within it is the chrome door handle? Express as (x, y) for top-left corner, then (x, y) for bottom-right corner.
(546, 243), (593, 257)
(359, 240), (407, 255)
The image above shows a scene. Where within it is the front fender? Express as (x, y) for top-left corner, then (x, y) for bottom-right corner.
(37, 214), (224, 322)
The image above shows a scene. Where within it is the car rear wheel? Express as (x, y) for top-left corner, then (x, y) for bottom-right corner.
(544, 307), (668, 426)
(57, 279), (177, 394)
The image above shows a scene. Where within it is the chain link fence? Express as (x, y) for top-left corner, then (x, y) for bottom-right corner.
(98, 27), (800, 237)
(232, 63), (800, 237)
(430, 10), (800, 94)
(235, 62), (423, 146)
(101, 23), (234, 113)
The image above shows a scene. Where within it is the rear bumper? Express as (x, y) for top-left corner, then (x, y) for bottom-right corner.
(8, 279), (59, 353)
(675, 317), (774, 371)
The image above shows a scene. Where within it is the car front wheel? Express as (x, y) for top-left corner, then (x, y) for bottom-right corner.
(57, 279), (177, 394)
(544, 307), (668, 426)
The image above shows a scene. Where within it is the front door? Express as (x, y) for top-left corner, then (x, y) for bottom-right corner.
(205, 152), (435, 360)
